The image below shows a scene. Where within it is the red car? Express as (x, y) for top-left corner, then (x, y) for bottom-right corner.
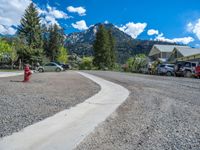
(194, 66), (200, 78)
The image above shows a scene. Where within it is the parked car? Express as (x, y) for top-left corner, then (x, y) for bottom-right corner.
(157, 64), (175, 76)
(55, 62), (71, 71)
(37, 62), (63, 72)
(194, 66), (200, 78)
(175, 61), (199, 77)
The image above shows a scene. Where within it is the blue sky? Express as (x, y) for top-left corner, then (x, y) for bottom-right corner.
(0, 0), (200, 46)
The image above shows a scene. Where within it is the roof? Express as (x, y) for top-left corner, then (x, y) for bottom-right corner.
(154, 45), (190, 52)
(174, 47), (200, 57)
(149, 44), (189, 56)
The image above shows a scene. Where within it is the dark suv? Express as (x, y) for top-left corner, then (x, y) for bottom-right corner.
(55, 62), (71, 71)
(175, 61), (199, 77)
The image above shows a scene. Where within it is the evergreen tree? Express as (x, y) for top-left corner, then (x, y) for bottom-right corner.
(93, 25), (116, 70)
(17, 3), (43, 64)
(108, 30), (116, 69)
(93, 25), (111, 69)
(42, 25), (49, 57)
(47, 24), (65, 61)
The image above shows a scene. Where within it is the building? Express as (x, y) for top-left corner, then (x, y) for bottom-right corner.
(149, 44), (190, 62)
(168, 47), (200, 62)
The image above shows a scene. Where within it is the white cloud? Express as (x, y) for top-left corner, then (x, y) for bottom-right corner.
(104, 20), (109, 24)
(0, 0), (31, 35)
(0, 25), (17, 35)
(147, 29), (159, 36)
(46, 5), (69, 19)
(117, 22), (147, 38)
(72, 20), (88, 30)
(44, 16), (59, 26)
(0, 1), (69, 34)
(187, 19), (200, 40)
(67, 6), (86, 16)
(195, 44), (200, 48)
(155, 33), (194, 44)
(38, 4), (70, 27)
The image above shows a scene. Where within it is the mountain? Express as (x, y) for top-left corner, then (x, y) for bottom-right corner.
(65, 23), (177, 63)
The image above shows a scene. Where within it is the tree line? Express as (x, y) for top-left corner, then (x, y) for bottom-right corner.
(0, 3), (68, 69)
(0, 3), (116, 70)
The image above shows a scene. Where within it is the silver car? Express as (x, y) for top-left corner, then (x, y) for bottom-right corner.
(157, 64), (175, 76)
(38, 62), (63, 72)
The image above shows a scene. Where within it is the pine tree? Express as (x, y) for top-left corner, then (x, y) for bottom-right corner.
(42, 25), (49, 57)
(93, 25), (111, 69)
(17, 3), (43, 64)
(108, 30), (116, 69)
(47, 24), (65, 61)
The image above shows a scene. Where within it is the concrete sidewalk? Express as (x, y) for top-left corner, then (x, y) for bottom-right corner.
(0, 71), (129, 150)
(0, 72), (23, 78)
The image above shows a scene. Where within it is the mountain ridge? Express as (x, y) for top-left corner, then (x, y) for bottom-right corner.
(65, 23), (178, 63)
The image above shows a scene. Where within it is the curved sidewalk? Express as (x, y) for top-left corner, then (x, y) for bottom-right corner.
(0, 71), (129, 150)
(0, 72), (23, 78)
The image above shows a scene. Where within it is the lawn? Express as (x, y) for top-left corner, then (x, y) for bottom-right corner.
(0, 69), (21, 72)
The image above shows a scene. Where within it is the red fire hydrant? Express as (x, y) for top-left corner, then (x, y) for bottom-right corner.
(23, 65), (32, 82)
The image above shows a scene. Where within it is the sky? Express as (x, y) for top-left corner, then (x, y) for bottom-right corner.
(0, 0), (200, 47)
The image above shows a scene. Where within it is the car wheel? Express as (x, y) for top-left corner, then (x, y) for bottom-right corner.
(56, 68), (61, 72)
(38, 68), (44, 73)
(166, 71), (172, 76)
(184, 71), (192, 78)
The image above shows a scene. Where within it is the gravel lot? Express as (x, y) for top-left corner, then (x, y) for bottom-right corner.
(76, 71), (200, 150)
(0, 71), (100, 138)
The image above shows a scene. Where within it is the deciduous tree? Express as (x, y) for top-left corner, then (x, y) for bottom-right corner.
(57, 47), (68, 64)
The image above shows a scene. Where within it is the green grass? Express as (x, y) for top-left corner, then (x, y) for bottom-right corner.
(0, 69), (21, 72)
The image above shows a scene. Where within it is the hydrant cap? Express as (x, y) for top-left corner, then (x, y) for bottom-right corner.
(24, 65), (30, 71)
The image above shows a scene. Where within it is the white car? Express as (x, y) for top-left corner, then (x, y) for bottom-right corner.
(38, 62), (63, 72)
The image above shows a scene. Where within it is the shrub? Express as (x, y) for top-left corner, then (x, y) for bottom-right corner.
(126, 54), (148, 73)
(79, 57), (93, 70)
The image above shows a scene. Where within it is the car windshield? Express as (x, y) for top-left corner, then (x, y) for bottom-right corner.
(45, 63), (56, 66)
(184, 62), (191, 67)
(167, 65), (174, 68)
(160, 65), (165, 67)
(192, 63), (197, 67)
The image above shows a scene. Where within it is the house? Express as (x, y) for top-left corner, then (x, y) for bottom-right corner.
(149, 44), (190, 62)
(168, 47), (200, 62)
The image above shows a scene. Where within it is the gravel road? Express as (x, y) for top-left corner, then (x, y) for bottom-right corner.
(76, 71), (200, 150)
(0, 71), (100, 138)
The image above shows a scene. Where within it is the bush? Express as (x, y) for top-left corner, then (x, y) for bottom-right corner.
(113, 63), (122, 71)
(126, 54), (148, 73)
(79, 57), (93, 70)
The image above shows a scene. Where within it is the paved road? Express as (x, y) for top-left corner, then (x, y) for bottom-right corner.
(0, 71), (100, 138)
(76, 71), (200, 150)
